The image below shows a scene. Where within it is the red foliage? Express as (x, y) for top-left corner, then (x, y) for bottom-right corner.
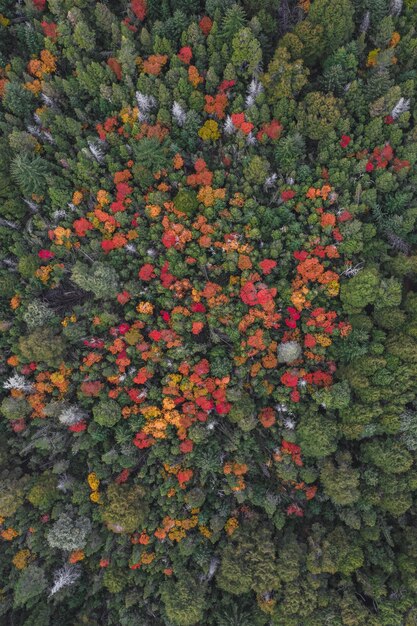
(11, 419), (26, 433)
(259, 407), (276, 428)
(194, 359), (210, 376)
(178, 47), (193, 64)
(80, 380), (103, 397)
(177, 469), (193, 488)
(204, 94), (228, 119)
(139, 264), (156, 281)
(240, 281), (258, 306)
(131, 0), (147, 20)
(133, 432), (155, 449)
(160, 262), (176, 288)
(286, 503), (304, 517)
(117, 290), (131, 305)
(282, 440), (301, 455)
(281, 372), (299, 388)
(281, 190), (296, 201)
(38, 249), (55, 259)
(256, 119), (283, 141)
(218, 79), (236, 92)
(215, 401), (231, 415)
(115, 469), (130, 484)
(179, 439), (193, 453)
(133, 367), (153, 385)
(68, 421), (87, 432)
(73, 218), (93, 237)
(304, 334), (316, 348)
(41, 21), (58, 40)
(199, 16), (213, 35)
(231, 113), (253, 134)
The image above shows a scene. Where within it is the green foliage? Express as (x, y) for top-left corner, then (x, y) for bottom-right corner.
(222, 5), (247, 41)
(263, 47), (309, 101)
(27, 473), (58, 510)
(160, 577), (207, 625)
(298, 91), (342, 140)
(174, 189), (199, 215)
(340, 269), (380, 313)
(227, 391), (257, 431)
(217, 523), (280, 595)
(1, 1), (417, 624)
(92, 399), (121, 427)
(2, 81), (36, 117)
(320, 453), (360, 505)
(18, 327), (66, 368)
(13, 566), (47, 608)
(47, 510), (91, 551)
(308, 0), (355, 56)
(22, 300), (54, 330)
(101, 484), (148, 533)
(1, 396), (31, 421)
(70, 261), (119, 299)
(298, 413), (338, 458)
(103, 566), (128, 593)
(362, 440), (413, 474)
(0, 475), (27, 518)
(10, 154), (49, 197)
(231, 27), (262, 77)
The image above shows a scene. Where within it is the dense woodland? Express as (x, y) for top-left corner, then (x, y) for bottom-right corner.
(1, 0), (417, 624)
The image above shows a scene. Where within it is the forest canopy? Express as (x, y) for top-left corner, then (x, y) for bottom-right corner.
(1, 0), (417, 624)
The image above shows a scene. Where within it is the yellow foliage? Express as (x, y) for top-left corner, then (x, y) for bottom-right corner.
(198, 120), (220, 141)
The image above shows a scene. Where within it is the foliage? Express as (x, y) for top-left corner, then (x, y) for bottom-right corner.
(0, 0), (417, 623)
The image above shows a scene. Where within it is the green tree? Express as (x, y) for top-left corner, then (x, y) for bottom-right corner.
(340, 269), (381, 313)
(263, 47), (309, 101)
(18, 327), (67, 368)
(298, 412), (339, 458)
(320, 453), (360, 505)
(298, 91), (342, 140)
(93, 399), (121, 427)
(160, 577), (207, 626)
(231, 27), (262, 78)
(70, 261), (119, 299)
(10, 154), (49, 197)
(101, 484), (148, 534)
(14, 565), (47, 608)
(216, 523), (280, 595)
(308, 0), (355, 56)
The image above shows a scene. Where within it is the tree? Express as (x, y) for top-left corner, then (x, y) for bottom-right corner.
(47, 511), (91, 551)
(93, 399), (122, 427)
(320, 453), (360, 505)
(298, 412), (339, 458)
(308, 0), (355, 56)
(231, 27), (262, 78)
(18, 328), (67, 368)
(160, 577), (207, 626)
(298, 91), (342, 140)
(263, 47), (309, 101)
(340, 269), (380, 313)
(14, 566), (47, 608)
(10, 154), (49, 197)
(216, 523), (280, 595)
(101, 484), (148, 533)
(70, 261), (120, 299)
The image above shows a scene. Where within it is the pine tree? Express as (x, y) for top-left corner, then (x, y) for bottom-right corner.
(10, 153), (49, 197)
